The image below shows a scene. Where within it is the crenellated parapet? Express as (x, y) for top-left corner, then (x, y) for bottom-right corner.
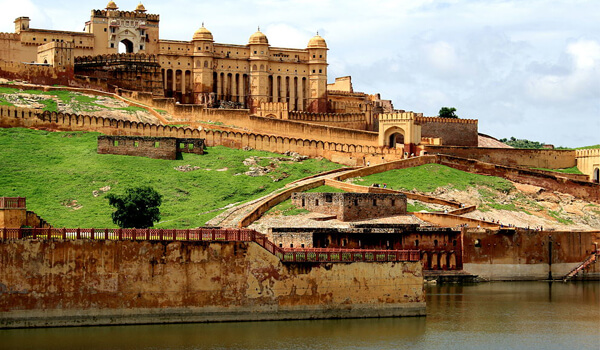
(91, 9), (159, 21)
(257, 102), (289, 119)
(416, 116), (478, 124)
(379, 112), (423, 122)
(74, 53), (159, 65)
(0, 33), (19, 40)
(576, 148), (600, 182)
(576, 148), (600, 158)
(289, 111), (366, 123)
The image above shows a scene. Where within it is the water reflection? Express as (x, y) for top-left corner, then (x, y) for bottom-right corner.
(1, 282), (598, 350)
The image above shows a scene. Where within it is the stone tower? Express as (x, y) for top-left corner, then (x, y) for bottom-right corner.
(85, 1), (160, 55)
(191, 25), (215, 105)
(306, 34), (328, 113)
(248, 29), (270, 113)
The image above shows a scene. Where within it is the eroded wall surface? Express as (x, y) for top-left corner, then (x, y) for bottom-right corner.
(463, 230), (600, 280)
(0, 240), (425, 328)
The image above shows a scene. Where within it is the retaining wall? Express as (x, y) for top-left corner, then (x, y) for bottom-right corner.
(463, 229), (600, 280)
(426, 146), (577, 169)
(0, 239), (425, 328)
(0, 105), (404, 166)
(438, 155), (600, 204)
(417, 117), (478, 147)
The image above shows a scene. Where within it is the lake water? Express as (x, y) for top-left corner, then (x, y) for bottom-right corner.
(1, 282), (598, 350)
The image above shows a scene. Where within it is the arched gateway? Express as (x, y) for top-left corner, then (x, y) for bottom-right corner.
(378, 112), (423, 155)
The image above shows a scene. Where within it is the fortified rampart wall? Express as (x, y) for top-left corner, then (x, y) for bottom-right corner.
(416, 117), (478, 147)
(425, 145), (577, 169)
(288, 111), (367, 130)
(0, 106), (404, 166)
(0, 59), (74, 87)
(114, 89), (378, 146)
(463, 229), (600, 280)
(576, 149), (600, 182)
(0, 238), (424, 328)
(438, 155), (600, 204)
(75, 53), (163, 96)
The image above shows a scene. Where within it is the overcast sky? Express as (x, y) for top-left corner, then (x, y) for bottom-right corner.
(1, 0), (598, 147)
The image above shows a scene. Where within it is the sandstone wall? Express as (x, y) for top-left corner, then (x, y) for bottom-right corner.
(425, 146), (577, 169)
(291, 192), (407, 221)
(114, 89), (379, 146)
(417, 117), (478, 147)
(0, 59), (74, 87)
(463, 229), (600, 280)
(438, 155), (600, 204)
(0, 240), (425, 328)
(288, 111), (367, 130)
(0, 106), (405, 166)
(97, 136), (178, 160)
(576, 149), (600, 182)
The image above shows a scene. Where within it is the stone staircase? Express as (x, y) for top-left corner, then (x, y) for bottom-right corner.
(562, 251), (598, 282)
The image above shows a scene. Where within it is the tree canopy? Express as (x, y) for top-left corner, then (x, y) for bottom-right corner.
(439, 107), (458, 119)
(106, 186), (162, 228)
(499, 137), (546, 149)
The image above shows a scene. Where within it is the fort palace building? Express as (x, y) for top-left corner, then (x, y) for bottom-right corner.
(0, 2), (598, 181)
(4, 2), (332, 112)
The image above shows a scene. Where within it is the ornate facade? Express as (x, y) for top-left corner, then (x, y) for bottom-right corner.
(1, 2), (329, 112)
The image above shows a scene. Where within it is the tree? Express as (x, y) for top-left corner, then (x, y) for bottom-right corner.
(439, 107), (458, 119)
(106, 186), (162, 228)
(499, 137), (545, 149)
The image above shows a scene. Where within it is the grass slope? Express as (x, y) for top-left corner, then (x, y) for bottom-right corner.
(0, 128), (341, 228)
(359, 164), (513, 193)
(0, 87), (145, 114)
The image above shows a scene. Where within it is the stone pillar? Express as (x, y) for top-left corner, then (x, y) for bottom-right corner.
(289, 77), (297, 111)
(216, 73), (222, 100)
(281, 76), (288, 104)
(181, 71), (186, 95)
(233, 74), (238, 103)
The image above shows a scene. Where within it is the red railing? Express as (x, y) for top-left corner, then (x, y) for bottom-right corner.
(0, 227), (420, 263)
(0, 197), (26, 209)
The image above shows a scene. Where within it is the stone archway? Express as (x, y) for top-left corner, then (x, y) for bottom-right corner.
(378, 112), (423, 154)
(449, 253), (457, 270)
(594, 168), (599, 183)
(119, 39), (134, 54)
(385, 126), (406, 148)
(422, 252), (430, 270)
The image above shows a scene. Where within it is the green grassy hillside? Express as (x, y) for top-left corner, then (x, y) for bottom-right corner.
(0, 128), (341, 228)
(359, 163), (514, 193)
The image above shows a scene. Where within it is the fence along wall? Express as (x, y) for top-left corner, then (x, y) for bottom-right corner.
(0, 106), (405, 166)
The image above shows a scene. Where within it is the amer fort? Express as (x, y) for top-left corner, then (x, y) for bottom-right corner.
(0, 1), (599, 344)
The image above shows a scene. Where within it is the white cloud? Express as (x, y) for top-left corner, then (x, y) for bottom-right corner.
(526, 39), (600, 102)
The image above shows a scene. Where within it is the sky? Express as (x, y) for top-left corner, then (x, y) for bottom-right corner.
(1, 0), (598, 147)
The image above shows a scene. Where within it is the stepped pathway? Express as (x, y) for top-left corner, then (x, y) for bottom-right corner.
(207, 168), (359, 228)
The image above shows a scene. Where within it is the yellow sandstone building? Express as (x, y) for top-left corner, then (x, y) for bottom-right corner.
(2, 1), (330, 112)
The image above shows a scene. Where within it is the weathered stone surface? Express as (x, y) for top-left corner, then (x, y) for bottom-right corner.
(0, 240), (425, 328)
